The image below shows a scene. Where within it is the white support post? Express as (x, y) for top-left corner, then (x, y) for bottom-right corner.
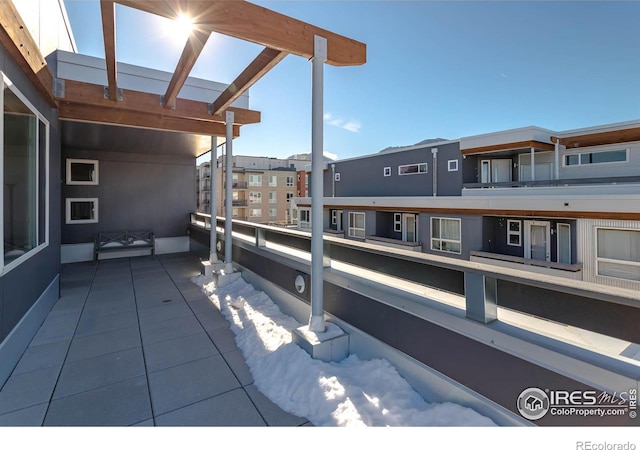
(530, 147), (535, 182)
(431, 147), (438, 196)
(309, 35), (327, 333)
(553, 137), (560, 180)
(224, 111), (234, 273)
(209, 136), (219, 264)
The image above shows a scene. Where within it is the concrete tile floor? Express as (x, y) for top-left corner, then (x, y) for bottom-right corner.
(0, 253), (310, 427)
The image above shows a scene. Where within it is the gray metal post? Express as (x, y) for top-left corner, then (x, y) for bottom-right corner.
(431, 147), (438, 196)
(309, 35), (327, 332)
(209, 136), (219, 263)
(224, 111), (234, 273)
(530, 147), (535, 181)
(553, 137), (560, 180)
(464, 271), (498, 323)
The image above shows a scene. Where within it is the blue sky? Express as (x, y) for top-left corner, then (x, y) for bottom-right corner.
(62, 1), (640, 161)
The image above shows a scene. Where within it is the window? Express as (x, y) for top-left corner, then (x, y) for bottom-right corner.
(448, 160), (458, 172)
(348, 212), (366, 238)
(2, 73), (49, 269)
(286, 192), (294, 202)
(66, 159), (98, 185)
(384, 167), (391, 177)
(232, 208), (239, 217)
(269, 208), (277, 217)
(286, 176), (294, 187)
(269, 192), (277, 203)
(393, 213), (401, 232)
(249, 191), (262, 204)
(66, 198), (98, 224)
(596, 228), (640, 282)
(431, 217), (461, 254)
(269, 175), (277, 186)
(564, 149), (627, 166)
(250, 208), (262, 218)
(557, 223), (571, 265)
(399, 163), (427, 175)
(299, 208), (310, 230)
(249, 174), (262, 186)
(334, 172), (341, 182)
(507, 220), (521, 247)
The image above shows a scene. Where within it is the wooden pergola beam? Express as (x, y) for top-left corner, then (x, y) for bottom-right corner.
(58, 101), (240, 137)
(100, 0), (119, 101)
(56, 79), (260, 126)
(163, 28), (210, 109)
(0, 0), (55, 106)
(116, 0), (366, 66)
(211, 47), (286, 116)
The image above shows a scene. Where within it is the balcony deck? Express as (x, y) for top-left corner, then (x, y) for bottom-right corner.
(0, 253), (309, 426)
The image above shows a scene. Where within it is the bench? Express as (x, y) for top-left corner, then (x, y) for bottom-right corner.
(94, 230), (155, 262)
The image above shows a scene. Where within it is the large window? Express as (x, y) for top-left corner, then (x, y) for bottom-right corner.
(348, 212), (365, 238)
(269, 191), (277, 203)
(2, 73), (49, 269)
(431, 217), (461, 254)
(249, 191), (262, 204)
(286, 176), (294, 187)
(268, 175), (277, 187)
(299, 208), (310, 230)
(596, 228), (640, 282)
(249, 174), (262, 186)
(564, 149), (627, 166)
(398, 163), (427, 175)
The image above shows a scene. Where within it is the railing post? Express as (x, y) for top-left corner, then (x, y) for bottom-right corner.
(464, 271), (498, 323)
(256, 227), (266, 248)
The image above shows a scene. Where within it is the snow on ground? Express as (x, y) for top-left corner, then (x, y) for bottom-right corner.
(192, 273), (496, 427)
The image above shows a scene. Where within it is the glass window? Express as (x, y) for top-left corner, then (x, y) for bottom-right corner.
(384, 167), (391, 177)
(596, 228), (640, 282)
(348, 212), (365, 238)
(3, 74), (49, 268)
(269, 192), (277, 203)
(66, 159), (98, 185)
(250, 208), (262, 217)
(299, 208), (310, 230)
(65, 198), (98, 224)
(507, 220), (521, 247)
(565, 150), (627, 166)
(399, 163), (427, 175)
(269, 175), (277, 186)
(431, 217), (461, 254)
(249, 174), (262, 186)
(269, 208), (277, 217)
(286, 176), (294, 187)
(249, 191), (261, 204)
(393, 213), (401, 232)
(448, 160), (458, 172)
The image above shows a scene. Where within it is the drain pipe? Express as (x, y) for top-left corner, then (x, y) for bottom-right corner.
(309, 35), (327, 333)
(224, 111), (234, 273)
(431, 147), (438, 196)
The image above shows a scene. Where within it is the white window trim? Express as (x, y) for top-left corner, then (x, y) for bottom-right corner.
(249, 191), (262, 204)
(269, 192), (277, 203)
(66, 158), (99, 185)
(383, 167), (391, 177)
(430, 217), (461, 254)
(595, 227), (640, 283)
(299, 208), (311, 230)
(507, 219), (521, 247)
(393, 213), (401, 232)
(557, 223), (571, 265)
(250, 208), (262, 217)
(348, 212), (366, 239)
(448, 160), (459, 172)
(268, 175), (278, 187)
(249, 175), (262, 186)
(1, 72), (50, 275)
(398, 163), (428, 176)
(334, 172), (341, 182)
(65, 198), (99, 224)
(562, 148), (628, 167)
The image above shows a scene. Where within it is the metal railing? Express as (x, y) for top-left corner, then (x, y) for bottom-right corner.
(463, 175), (640, 190)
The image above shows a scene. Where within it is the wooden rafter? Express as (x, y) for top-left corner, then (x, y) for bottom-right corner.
(100, 0), (119, 101)
(55, 79), (260, 125)
(0, 0), (55, 106)
(58, 102), (240, 137)
(211, 47), (287, 116)
(115, 0), (366, 66)
(163, 28), (210, 109)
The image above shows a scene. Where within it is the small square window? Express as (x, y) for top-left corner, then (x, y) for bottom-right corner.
(67, 159), (99, 185)
(507, 220), (521, 247)
(448, 160), (458, 172)
(393, 213), (401, 232)
(66, 198), (98, 224)
(334, 173), (341, 181)
(384, 167), (391, 177)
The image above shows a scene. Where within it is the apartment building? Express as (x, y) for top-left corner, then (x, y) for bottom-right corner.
(293, 121), (640, 292)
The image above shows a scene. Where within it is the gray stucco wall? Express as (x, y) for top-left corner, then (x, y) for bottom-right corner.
(325, 142), (463, 197)
(0, 45), (62, 342)
(62, 149), (196, 244)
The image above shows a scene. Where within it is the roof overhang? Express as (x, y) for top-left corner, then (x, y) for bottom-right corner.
(557, 126), (640, 149)
(461, 140), (555, 156)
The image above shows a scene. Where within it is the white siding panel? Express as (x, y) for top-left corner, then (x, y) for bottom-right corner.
(578, 219), (640, 291)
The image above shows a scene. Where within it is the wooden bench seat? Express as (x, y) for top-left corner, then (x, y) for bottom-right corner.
(94, 230), (155, 262)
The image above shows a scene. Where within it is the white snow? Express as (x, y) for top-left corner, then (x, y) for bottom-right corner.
(192, 273), (497, 427)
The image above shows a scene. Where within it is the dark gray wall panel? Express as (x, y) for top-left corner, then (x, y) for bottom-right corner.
(62, 149), (195, 243)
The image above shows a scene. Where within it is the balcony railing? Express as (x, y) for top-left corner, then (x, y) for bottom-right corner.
(463, 175), (640, 190)
(232, 181), (248, 189)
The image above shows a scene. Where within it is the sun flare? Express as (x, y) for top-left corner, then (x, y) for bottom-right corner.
(163, 13), (194, 42)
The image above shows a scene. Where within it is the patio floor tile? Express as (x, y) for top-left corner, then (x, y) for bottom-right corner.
(143, 331), (219, 374)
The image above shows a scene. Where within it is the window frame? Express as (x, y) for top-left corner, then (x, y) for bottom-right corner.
(398, 163), (428, 176)
(393, 213), (402, 233)
(507, 219), (522, 247)
(448, 160), (459, 172)
(383, 166), (391, 177)
(563, 149), (628, 167)
(249, 174), (262, 186)
(430, 217), (462, 254)
(348, 211), (366, 239)
(65, 198), (99, 224)
(595, 227), (640, 283)
(66, 158), (99, 185)
(1, 72), (50, 274)
(268, 191), (277, 203)
(249, 191), (262, 204)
